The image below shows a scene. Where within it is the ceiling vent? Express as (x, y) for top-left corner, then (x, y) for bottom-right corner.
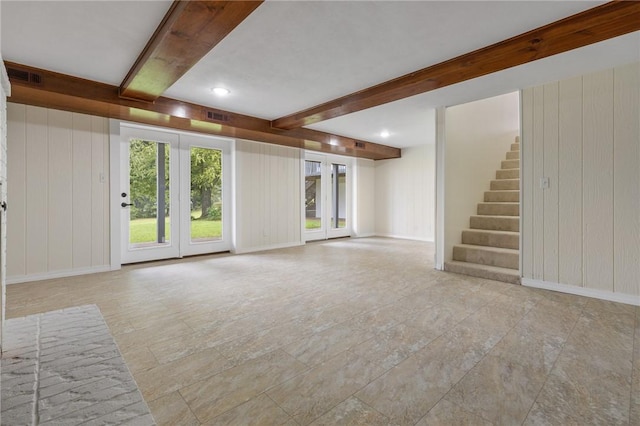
(205, 110), (229, 122)
(7, 67), (42, 85)
(354, 141), (366, 149)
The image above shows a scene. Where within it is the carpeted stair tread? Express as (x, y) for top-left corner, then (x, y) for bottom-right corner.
(452, 244), (519, 269)
(462, 228), (520, 249)
(484, 190), (520, 202)
(444, 261), (520, 284)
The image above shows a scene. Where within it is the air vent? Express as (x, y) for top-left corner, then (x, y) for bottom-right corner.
(7, 68), (42, 85)
(7, 68), (29, 82)
(206, 110), (229, 122)
(354, 141), (366, 149)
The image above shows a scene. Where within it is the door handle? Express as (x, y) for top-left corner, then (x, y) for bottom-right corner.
(121, 202), (133, 208)
(1, 201), (6, 212)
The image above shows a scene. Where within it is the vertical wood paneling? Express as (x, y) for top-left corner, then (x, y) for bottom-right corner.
(71, 113), (93, 269)
(613, 63), (640, 296)
(583, 69), (614, 292)
(532, 86), (545, 280)
(102, 120), (110, 265)
(558, 76), (583, 286)
(542, 83), (559, 283)
(25, 106), (48, 275)
(6, 104), (27, 277)
(91, 116), (106, 266)
(235, 140), (301, 252)
(47, 110), (73, 271)
(521, 88), (533, 279)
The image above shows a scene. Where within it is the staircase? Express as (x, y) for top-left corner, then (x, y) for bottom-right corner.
(445, 137), (521, 284)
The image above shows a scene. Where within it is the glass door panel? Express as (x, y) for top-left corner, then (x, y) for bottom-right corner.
(331, 163), (347, 229)
(190, 147), (223, 243)
(120, 126), (180, 264)
(128, 139), (171, 248)
(305, 160), (322, 231)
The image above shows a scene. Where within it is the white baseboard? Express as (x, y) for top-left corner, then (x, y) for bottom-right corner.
(374, 233), (434, 243)
(232, 241), (304, 255)
(352, 232), (376, 238)
(7, 265), (112, 285)
(522, 278), (640, 307)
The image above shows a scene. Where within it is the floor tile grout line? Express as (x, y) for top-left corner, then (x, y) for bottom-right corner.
(31, 315), (41, 426)
(519, 301), (586, 425)
(264, 392), (299, 425)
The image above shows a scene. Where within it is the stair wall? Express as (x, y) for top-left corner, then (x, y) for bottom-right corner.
(443, 92), (521, 267)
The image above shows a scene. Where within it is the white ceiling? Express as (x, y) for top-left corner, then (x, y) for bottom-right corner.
(2, 1), (638, 149)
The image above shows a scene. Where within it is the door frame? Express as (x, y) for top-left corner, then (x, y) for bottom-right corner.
(109, 120), (234, 268)
(303, 152), (352, 242)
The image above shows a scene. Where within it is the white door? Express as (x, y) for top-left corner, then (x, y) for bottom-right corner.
(120, 125), (231, 264)
(304, 153), (351, 241)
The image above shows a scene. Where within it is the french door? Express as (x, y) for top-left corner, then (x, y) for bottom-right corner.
(120, 125), (231, 264)
(304, 153), (351, 241)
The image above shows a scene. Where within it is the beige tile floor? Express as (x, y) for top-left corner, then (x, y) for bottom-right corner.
(5, 237), (639, 425)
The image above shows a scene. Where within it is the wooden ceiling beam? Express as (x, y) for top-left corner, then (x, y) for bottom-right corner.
(6, 62), (400, 160)
(272, 1), (640, 130)
(119, 0), (263, 102)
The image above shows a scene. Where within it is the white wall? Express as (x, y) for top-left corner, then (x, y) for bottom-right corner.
(234, 139), (302, 253)
(375, 144), (435, 241)
(522, 62), (640, 304)
(444, 92), (520, 261)
(353, 158), (375, 237)
(7, 104), (111, 283)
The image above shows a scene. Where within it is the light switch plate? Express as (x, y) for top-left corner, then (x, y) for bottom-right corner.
(540, 177), (550, 189)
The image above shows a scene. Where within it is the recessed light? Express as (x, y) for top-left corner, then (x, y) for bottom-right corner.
(380, 130), (390, 138)
(211, 87), (230, 96)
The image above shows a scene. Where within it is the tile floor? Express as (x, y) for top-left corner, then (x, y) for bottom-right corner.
(5, 238), (639, 425)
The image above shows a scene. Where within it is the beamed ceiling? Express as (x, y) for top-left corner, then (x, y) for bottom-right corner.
(2, 1), (640, 159)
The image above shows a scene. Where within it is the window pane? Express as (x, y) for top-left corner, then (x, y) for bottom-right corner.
(190, 147), (223, 242)
(305, 161), (322, 229)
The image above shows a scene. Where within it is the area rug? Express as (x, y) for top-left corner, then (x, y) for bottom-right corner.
(1, 305), (155, 425)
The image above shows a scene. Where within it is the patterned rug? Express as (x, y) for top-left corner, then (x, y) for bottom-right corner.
(1, 305), (155, 425)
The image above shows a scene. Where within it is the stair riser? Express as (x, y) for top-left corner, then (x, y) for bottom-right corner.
(470, 216), (519, 232)
(496, 169), (519, 179)
(490, 180), (519, 190)
(511, 143), (520, 151)
(506, 151), (520, 160)
(453, 246), (519, 269)
(462, 230), (519, 249)
(444, 262), (520, 284)
(484, 191), (519, 202)
(501, 160), (520, 169)
(477, 203), (519, 216)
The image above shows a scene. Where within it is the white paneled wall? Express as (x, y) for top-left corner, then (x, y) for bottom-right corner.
(7, 104), (110, 283)
(375, 144), (435, 241)
(522, 62), (640, 303)
(234, 139), (302, 253)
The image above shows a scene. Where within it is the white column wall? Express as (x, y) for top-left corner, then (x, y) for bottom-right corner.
(375, 144), (436, 241)
(521, 62), (640, 304)
(353, 158), (375, 237)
